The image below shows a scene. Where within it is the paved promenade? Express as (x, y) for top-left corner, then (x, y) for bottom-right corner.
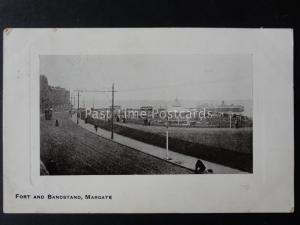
(71, 115), (243, 174)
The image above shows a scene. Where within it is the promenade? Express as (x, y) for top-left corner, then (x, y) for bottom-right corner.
(71, 115), (243, 174)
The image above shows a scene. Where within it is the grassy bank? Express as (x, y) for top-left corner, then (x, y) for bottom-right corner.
(116, 123), (252, 154)
(89, 118), (252, 172)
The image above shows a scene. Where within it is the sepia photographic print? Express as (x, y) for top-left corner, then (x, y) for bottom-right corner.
(40, 54), (253, 175)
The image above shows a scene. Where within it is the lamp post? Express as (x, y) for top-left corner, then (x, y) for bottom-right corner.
(111, 83), (115, 140)
(165, 119), (171, 160)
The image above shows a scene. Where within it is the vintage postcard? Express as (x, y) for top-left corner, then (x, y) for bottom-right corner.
(3, 28), (294, 213)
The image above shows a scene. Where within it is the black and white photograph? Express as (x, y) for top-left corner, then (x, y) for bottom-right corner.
(3, 28), (293, 213)
(40, 54), (253, 175)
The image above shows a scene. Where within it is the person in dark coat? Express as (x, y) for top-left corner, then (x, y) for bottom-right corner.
(235, 118), (239, 128)
(94, 124), (98, 133)
(45, 109), (49, 120)
(195, 159), (206, 174)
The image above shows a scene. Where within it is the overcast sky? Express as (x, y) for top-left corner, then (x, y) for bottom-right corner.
(40, 54), (252, 102)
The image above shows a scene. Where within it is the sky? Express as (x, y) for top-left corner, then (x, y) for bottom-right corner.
(40, 54), (253, 104)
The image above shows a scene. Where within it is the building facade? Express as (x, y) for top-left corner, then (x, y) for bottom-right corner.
(40, 75), (71, 112)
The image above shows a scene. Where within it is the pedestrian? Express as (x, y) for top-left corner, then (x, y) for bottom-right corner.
(94, 124), (98, 133)
(45, 109), (49, 120)
(235, 118), (239, 128)
(195, 159), (206, 174)
(144, 118), (148, 125)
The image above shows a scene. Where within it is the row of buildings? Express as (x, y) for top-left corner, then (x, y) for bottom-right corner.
(40, 75), (71, 112)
